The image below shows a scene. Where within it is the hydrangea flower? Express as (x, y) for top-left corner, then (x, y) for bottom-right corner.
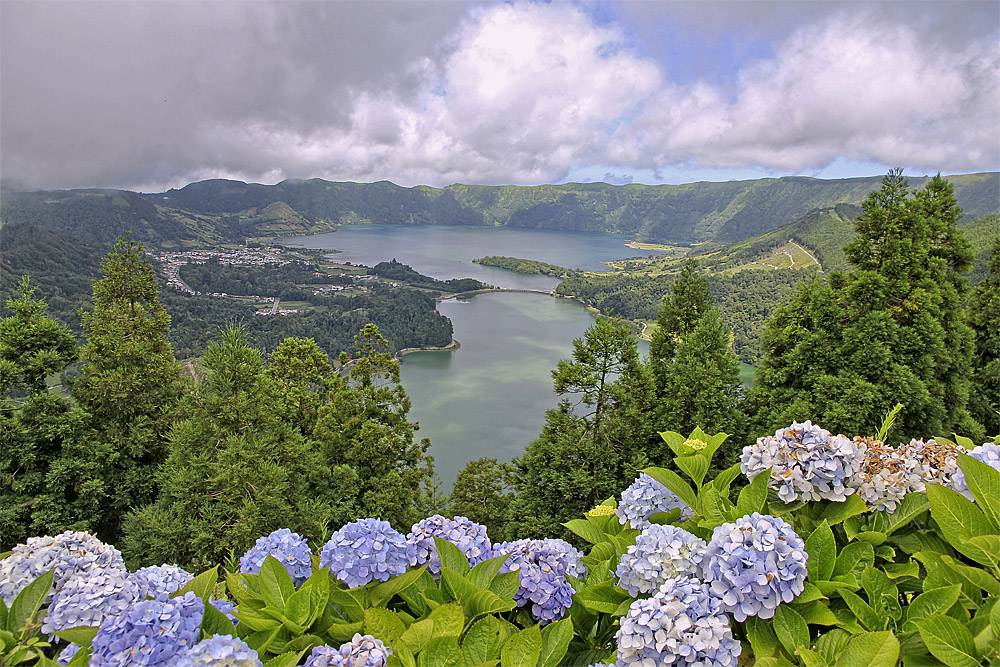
(742, 421), (863, 502)
(615, 576), (740, 667)
(304, 646), (349, 667)
(319, 518), (414, 588)
(406, 515), (492, 576)
(848, 438), (928, 512)
(539, 539), (587, 579)
(616, 473), (692, 530)
(702, 513), (808, 621)
(131, 564), (194, 600)
(903, 438), (963, 490)
(494, 539), (574, 625)
(240, 528), (313, 585)
(0, 531), (126, 604)
(177, 635), (263, 667)
(211, 599), (239, 625)
(90, 591), (204, 667)
(303, 635), (391, 667)
(952, 443), (1000, 500)
(57, 643), (81, 665)
(615, 525), (707, 597)
(43, 568), (141, 634)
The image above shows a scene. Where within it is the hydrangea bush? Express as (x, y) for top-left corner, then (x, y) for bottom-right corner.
(3, 422), (999, 667)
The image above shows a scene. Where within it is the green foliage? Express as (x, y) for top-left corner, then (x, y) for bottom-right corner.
(448, 459), (514, 542)
(0, 276), (77, 395)
(967, 237), (1000, 436)
(473, 256), (578, 279)
(0, 569), (54, 665)
(367, 259), (490, 293)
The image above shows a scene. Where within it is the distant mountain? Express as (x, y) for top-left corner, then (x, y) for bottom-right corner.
(2, 173), (997, 250)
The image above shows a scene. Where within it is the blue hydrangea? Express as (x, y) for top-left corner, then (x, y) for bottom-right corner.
(57, 643), (81, 665)
(0, 531), (126, 604)
(42, 568), (141, 634)
(177, 634), (262, 667)
(406, 515), (492, 576)
(239, 528), (313, 585)
(849, 439), (928, 512)
(742, 421), (863, 502)
(539, 538), (587, 579)
(319, 518), (414, 588)
(952, 443), (1000, 501)
(703, 513), (808, 621)
(494, 539), (574, 625)
(90, 591), (204, 667)
(210, 599), (239, 625)
(616, 474), (692, 530)
(615, 525), (707, 597)
(302, 635), (391, 667)
(131, 564), (194, 600)
(615, 576), (740, 667)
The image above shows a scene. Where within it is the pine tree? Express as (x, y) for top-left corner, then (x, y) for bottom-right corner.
(968, 238), (1000, 436)
(0, 276), (77, 395)
(448, 458), (513, 541)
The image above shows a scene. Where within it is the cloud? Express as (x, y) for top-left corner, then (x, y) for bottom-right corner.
(1, 1), (997, 191)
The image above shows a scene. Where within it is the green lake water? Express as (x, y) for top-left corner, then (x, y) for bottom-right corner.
(285, 225), (660, 488)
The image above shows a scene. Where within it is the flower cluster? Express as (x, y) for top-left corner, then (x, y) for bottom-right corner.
(303, 634), (391, 667)
(131, 564), (194, 600)
(211, 599), (239, 624)
(240, 528), (313, 584)
(615, 576), (740, 667)
(319, 518), (414, 588)
(406, 515), (492, 576)
(702, 513), (808, 621)
(742, 421), (863, 502)
(0, 531), (126, 603)
(177, 635), (262, 667)
(616, 473), (692, 530)
(539, 538), (587, 579)
(849, 438), (929, 512)
(90, 591), (204, 667)
(615, 525), (707, 597)
(904, 438), (963, 490)
(952, 443), (1000, 500)
(57, 644), (81, 665)
(494, 539), (574, 624)
(42, 568), (140, 634)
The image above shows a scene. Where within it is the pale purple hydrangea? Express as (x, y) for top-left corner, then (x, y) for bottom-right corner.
(406, 515), (492, 576)
(303, 634), (391, 667)
(742, 421), (863, 502)
(904, 438), (963, 490)
(210, 599), (239, 625)
(953, 443), (1000, 500)
(42, 568), (141, 634)
(617, 474), (693, 530)
(319, 518), (414, 588)
(615, 525), (707, 597)
(539, 538), (587, 579)
(131, 564), (194, 600)
(615, 576), (740, 667)
(494, 539), (574, 625)
(57, 643), (81, 665)
(849, 439), (928, 512)
(177, 634), (263, 667)
(90, 591), (204, 667)
(239, 528), (313, 585)
(703, 513), (808, 622)
(0, 531), (126, 603)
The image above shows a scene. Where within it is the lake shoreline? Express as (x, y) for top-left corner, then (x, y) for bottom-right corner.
(396, 338), (461, 359)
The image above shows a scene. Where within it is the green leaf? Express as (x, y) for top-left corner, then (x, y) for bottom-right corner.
(9, 568), (53, 633)
(990, 602), (1000, 652)
(878, 492), (930, 536)
(819, 494), (868, 526)
(562, 519), (607, 545)
(838, 589), (881, 631)
(400, 617), (434, 655)
(488, 571), (520, 600)
(861, 566), (899, 622)
(573, 583), (631, 615)
(957, 453), (1000, 530)
(648, 509), (682, 525)
(245, 626), (281, 654)
(794, 600), (843, 626)
(737, 468), (771, 517)
(537, 618), (573, 667)
(174, 566), (219, 602)
(417, 636), (463, 667)
(467, 555), (510, 591)
(700, 484), (729, 525)
(796, 582), (828, 604)
(926, 483), (996, 566)
(462, 616), (515, 665)
(370, 565), (428, 607)
(676, 454), (710, 488)
(774, 605), (810, 655)
(904, 585), (962, 632)
(798, 648), (830, 667)
(500, 625), (542, 667)
(805, 520), (836, 583)
(434, 537), (471, 575)
(882, 561), (920, 580)
(745, 616), (779, 658)
(713, 462), (742, 494)
(428, 602), (464, 638)
(642, 466), (697, 512)
(833, 542), (875, 578)
(833, 630), (900, 667)
(258, 557), (294, 609)
(264, 651), (308, 667)
(365, 607), (406, 644)
(201, 601), (238, 638)
(815, 628), (851, 664)
(54, 625), (98, 647)
(462, 589), (515, 621)
(914, 615), (980, 667)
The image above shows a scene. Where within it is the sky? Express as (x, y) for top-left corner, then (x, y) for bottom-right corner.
(1, 0), (998, 192)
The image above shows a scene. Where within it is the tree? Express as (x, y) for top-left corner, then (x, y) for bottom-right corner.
(649, 259), (713, 376)
(0, 276), (77, 395)
(968, 238), (1000, 436)
(71, 236), (184, 541)
(448, 458), (514, 542)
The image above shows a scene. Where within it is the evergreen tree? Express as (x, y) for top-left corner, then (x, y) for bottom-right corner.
(752, 171), (979, 440)
(968, 238), (1000, 436)
(0, 276), (77, 395)
(71, 236), (185, 541)
(448, 458), (513, 541)
(649, 259), (713, 378)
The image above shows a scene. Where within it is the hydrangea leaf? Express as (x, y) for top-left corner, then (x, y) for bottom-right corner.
(467, 555), (509, 591)
(370, 565), (427, 608)
(54, 626), (98, 648)
(797, 647), (830, 667)
(737, 467), (771, 517)
(365, 607), (406, 644)
(200, 601), (238, 639)
(173, 565), (219, 603)
(428, 602), (465, 638)
(537, 618), (573, 667)
(914, 616), (979, 667)
(833, 542), (874, 578)
(264, 650), (305, 667)
(927, 484), (997, 567)
(641, 467), (697, 512)
(832, 630), (899, 667)
(417, 636), (462, 667)
(957, 453), (1000, 530)
(793, 600), (842, 626)
(9, 568), (53, 634)
(712, 462), (743, 495)
(774, 604), (810, 655)
(400, 618), (434, 654)
(902, 585), (962, 633)
(574, 583), (631, 615)
(500, 625), (541, 667)
(675, 454), (709, 488)
(817, 494), (868, 526)
(814, 628), (851, 664)
(463, 589), (515, 622)
(745, 616), (779, 658)
(462, 615), (515, 665)
(562, 520), (605, 546)
(837, 589), (880, 632)
(805, 520), (836, 583)
(434, 537), (472, 575)
(259, 557), (294, 609)
(869, 492), (929, 536)
(487, 571), (519, 599)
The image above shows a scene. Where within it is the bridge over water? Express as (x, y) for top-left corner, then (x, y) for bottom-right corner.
(438, 288), (555, 300)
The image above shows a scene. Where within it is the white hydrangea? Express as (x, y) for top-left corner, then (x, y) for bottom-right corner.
(849, 438), (928, 512)
(0, 531), (126, 604)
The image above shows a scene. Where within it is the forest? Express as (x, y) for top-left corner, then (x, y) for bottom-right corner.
(1, 172), (999, 666)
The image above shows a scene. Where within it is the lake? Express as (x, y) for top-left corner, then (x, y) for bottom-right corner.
(285, 225), (658, 488)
